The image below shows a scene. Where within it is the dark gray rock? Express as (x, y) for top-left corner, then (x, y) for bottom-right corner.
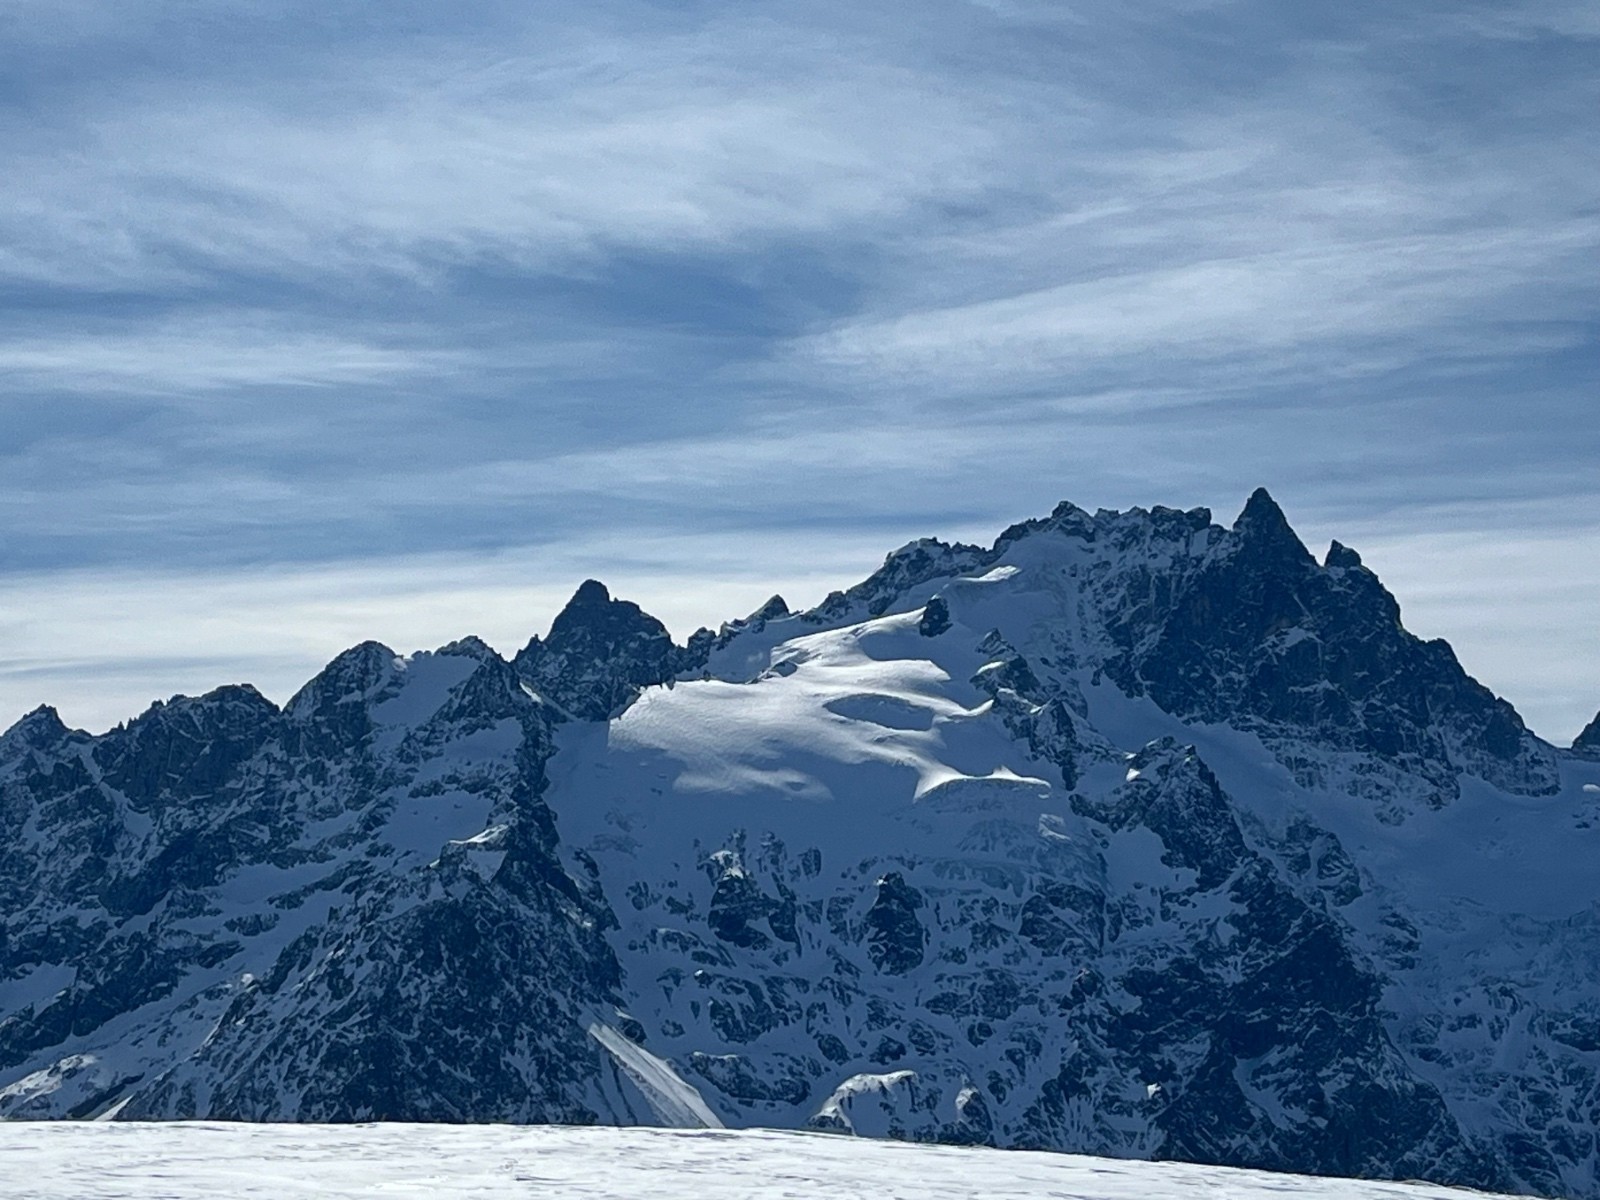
(1573, 711), (1600, 759)
(864, 873), (926, 975)
(1104, 490), (1559, 803)
(126, 794), (621, 1123)
(0, 640), (623, 1125)
(514, 580), (682, 720)
(1075, 740), (1246, 890)
(918, 597), (951, 637)
(805, 538), (989, 625)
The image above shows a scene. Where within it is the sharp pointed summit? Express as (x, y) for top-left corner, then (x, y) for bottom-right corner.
(1574, 710), (1600, 758)
(1231, 486), (1313, 564)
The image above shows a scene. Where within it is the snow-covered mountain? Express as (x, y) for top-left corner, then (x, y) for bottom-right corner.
(3, 490), (1598, 1198)
(0, 1122), (1545, 1200)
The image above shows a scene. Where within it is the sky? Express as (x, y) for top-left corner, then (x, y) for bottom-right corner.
(1, 0), (1596, 743)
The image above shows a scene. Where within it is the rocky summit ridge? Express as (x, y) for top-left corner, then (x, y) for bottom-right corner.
(3, 491), (1598, 1199)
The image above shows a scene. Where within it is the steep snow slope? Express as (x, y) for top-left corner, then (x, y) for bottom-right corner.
(2, 491), (1597, 1199)
(0, 1122), (1540, 1200)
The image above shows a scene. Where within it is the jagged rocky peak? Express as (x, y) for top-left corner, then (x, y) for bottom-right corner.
(1324, 539), (1363, 570)
(748, 594), (790, 623)
(3, 486), (1599, 1198)
(93, 684), (283, 808)
(285, 640), (401, 717)
(514, 579), (681, 721)
(1230, 485), (1314, 564)
(436, 634), (501, 663)
(1573, 711), (1600, 758)
(994, 497), (1214, 556)
(807, 536), (990, 624)
(709, 594), (791, 644)
(0, 704), (73, 757)
(153, 682), (280, 728)
(560, 577), (614, 614)
(751, 487), (1555, 806)
(276, 639), (403, 756)
(1073, 491), (1560, 801)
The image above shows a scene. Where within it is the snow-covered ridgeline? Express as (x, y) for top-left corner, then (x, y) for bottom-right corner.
(3, 490), (1599, 1199)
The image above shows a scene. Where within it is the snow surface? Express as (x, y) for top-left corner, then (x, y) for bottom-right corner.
(0, 1122), (1529, 1200)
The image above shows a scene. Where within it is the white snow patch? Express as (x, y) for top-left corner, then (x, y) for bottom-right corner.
(0, 1054), (95, 1103)
(811, 1069), (921, 1137)
(964, 565), (1021, 584)
(587, 1023), (723, 1129)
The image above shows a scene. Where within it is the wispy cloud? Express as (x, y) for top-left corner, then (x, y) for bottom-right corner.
(0, 8), (1008, 291)
(1, 0), (1595, 742)
(0, 317), (454, 393)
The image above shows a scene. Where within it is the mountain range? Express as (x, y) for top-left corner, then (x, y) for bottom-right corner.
(3, 489), (1598, 1198)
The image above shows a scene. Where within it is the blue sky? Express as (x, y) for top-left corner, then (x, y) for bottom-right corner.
(2, 0), (1597, 741)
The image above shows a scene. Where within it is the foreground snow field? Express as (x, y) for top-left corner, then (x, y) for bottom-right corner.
(0, 1123), (1534, 1200)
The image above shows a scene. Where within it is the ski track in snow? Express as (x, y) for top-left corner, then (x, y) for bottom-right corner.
(0, 1123), (1527, 1200)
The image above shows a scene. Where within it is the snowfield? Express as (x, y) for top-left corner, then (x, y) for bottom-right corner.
(0, 1123), (1536, 1200)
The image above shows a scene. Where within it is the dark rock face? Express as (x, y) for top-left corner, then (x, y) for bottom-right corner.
(283, 640), (402, 755)
(918, 597), (951, 638)
(0, 643), (625, 1124)
(864, 873), (926, 975)
(0, 706), (69, 753)
(125, 801), (621, 1123)
(1574, 711), (1600, 758)
(1100, 490), (1558, 806)
(1076, 740), (1246, 890)
(514, 580), (682, 721)
(703, 849), (795, 952)
(96, 685), (281, 810)
(1066, 747), (1481, 1184)
(968, 635), (1100, 791)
